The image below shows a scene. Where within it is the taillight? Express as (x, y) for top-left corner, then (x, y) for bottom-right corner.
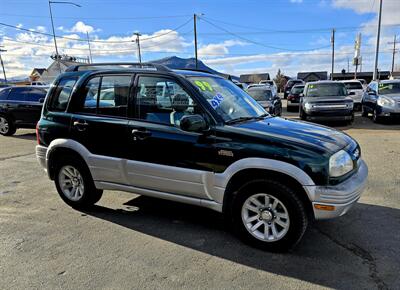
(36, 122), (40, 145)
(288, 95), (294, 101)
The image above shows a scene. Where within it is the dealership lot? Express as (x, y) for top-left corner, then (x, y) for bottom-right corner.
(1, 104), (400, 289)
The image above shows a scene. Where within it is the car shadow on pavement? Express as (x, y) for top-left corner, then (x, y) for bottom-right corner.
(83, 196), (399, 289)
(9, 132), (36, 140)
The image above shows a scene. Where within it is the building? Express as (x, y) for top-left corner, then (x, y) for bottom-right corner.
(29, 55), (89, 84)
(297, 71), (328, 82)
(331, 71), (390, 83)
(239, 73), (270, 85)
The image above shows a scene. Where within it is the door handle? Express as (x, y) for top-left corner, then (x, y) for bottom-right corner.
(131, 129), (151, 141)
(73, 121), (89, 131)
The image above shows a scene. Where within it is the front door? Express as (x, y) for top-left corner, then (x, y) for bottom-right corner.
(126, 74), (217, 199)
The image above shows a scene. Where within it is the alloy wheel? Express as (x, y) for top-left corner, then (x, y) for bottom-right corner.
(241, 193), (290, 242)
(58, 165), (85, 201)
(0, 117), (9, 134)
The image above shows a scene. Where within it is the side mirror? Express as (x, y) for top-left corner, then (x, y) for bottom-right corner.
(368, 90), (376, 96)
(180, 114), (208, 133)
(299, 93), (304, 98)
(348, 91), (355, 96)
(39, 98), (45, 103)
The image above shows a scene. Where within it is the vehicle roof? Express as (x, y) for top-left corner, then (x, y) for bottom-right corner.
(379, 79), (400, 84)
(247, 85), (272, 91)
(306, 80), (343, 85)
(293, 84), (305, 87)
(5, 85), (49, 89)
(341, 80), (362, 83)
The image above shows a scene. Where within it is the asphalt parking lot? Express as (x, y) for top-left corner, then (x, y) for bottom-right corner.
(1, 101), (400, 290)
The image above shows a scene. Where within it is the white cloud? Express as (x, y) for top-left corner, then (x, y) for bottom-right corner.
(59, 21), (101, 34)
(198, 40), (247, 57)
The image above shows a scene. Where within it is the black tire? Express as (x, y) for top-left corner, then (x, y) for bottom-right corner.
(230, 179), (308, 252)
(299, 108), (307, 120)
(0, 115), (16, 136)
(361, 106), (368, 117)
(54, 155), (103, 209)
(372, 109), (381, 123)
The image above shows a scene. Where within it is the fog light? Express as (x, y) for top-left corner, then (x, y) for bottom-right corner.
(314, 204), (335, 211)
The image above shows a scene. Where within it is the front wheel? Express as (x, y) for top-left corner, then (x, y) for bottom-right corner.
(231, 180), (308, 252)
(299, 108), (307, 120)
(361, 106), (368, 117)
(54, 156), (103, 209)
(0, 116), (16, 136)
(372, 109), (381, 123)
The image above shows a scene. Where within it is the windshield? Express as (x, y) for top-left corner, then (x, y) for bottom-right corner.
(188, 76), (266, 122)
(306, 83), (347, 97)
(343, 82), (363, 90)
(247, 89), (273, 101)
(288, 80), (302, 86)
(291, 86), (304, 94)
(378, 82), (400, 94)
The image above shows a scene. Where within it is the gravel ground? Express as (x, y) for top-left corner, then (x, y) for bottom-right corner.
(1, 102), (399, 290)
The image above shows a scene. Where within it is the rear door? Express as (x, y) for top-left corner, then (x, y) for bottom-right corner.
(6, 87), (29, 125)
(70, 74), (133, 184)
(21, 87), (47, 125)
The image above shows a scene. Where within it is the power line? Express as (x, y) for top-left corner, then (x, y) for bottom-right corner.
(200, 17), (331, 52)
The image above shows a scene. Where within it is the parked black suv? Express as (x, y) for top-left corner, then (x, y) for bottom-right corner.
(300, 81), (354, 123)
(36, 63), (368, 251)
(0, 86), (48, 135)
(284, 79), (304, 99)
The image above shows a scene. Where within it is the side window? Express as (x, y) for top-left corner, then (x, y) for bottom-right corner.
(78, 75), (130, 118)
(24, 88), (47, 102)
(0, 88), (10, 100)
(97, 76), (130, 117)
(81, 77), (101, 114)
(8, 88), (25, 101)
(135, 76), (198, 126)
(48, 77), (77, 111)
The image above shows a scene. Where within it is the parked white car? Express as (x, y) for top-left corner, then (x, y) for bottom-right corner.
(341, 80), (364, 111)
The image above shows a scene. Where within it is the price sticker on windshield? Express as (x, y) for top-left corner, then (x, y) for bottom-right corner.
(210, 93), (224, 109)
(194, 80), (213, 92)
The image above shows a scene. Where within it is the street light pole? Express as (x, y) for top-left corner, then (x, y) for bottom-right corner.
(373, 0), (383, 81)
(86, 31), (93, 63)
(193, 13), (204, 69)
(48, 1), (81, 73)
(331, 28), (335, 80)
(134, 33), (142, 64)
(0, 46), (7, 84)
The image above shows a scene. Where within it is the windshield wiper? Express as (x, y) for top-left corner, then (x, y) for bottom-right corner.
(225, 116), (256, 125)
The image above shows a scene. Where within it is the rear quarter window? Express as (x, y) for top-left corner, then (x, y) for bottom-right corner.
(0, 88), (9, 100)
(48, 77), (78, 111)
(24, 88), (48, 102)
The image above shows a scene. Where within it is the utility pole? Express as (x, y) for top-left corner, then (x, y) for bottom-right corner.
(388, 35), (399, 75)
(0, 46), (7, 84)
(134, 33), (142, 63)
(331, 28), (335, 80)
(347, 57), (350, 73)
(373, 0), (383, 81)
(48, 1), (81, 73)
(194, 14), (199, 69)
(86, 31), (93, 63)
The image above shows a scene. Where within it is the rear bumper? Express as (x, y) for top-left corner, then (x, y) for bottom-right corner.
(305, 160), (368, 220)
(36, 145), (48, 172)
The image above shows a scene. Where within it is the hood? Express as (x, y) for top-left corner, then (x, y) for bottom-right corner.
(381, 93), (400, 101)
(226, 117), (354, 153)
(258, 100), (272, 107)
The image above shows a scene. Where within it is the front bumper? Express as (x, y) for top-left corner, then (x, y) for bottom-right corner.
(376, 105), (400, 117)
(305, 160), (368, 220)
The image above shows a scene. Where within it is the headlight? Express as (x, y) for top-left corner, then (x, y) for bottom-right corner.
(329, 150), (354, 177)
(347, 102), (354, 109)
(377, 97), (395, 107)
(304, 103), (313, 111)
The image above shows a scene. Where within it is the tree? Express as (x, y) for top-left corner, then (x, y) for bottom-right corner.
(274, 69), (287, 93)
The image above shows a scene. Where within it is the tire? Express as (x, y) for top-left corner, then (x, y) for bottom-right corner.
(361, 106), (368, 117)
(230, 179), (308, 252)
(0, 115), (16, 136)
(54, 155), (103, 209)
(372, 109), (381, 123)
(299, 108), (307, 121)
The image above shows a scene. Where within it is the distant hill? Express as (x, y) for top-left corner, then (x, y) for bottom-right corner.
(151, 56), (238, 80)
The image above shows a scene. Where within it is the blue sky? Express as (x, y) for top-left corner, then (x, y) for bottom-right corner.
(0, 0), (399, 78)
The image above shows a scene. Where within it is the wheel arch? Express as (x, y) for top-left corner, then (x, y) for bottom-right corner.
(46, 139), (91, 180)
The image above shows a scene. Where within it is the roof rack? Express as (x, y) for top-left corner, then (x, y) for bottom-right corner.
(65, 62), (171, 72)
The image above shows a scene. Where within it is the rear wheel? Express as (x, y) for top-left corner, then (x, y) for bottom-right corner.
(54, 156), (103, 209)
(231, 179), (308, 252)
(0, 116), (16, 136)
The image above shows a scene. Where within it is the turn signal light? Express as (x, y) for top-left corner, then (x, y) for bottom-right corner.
(314, 204), (335, 211)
